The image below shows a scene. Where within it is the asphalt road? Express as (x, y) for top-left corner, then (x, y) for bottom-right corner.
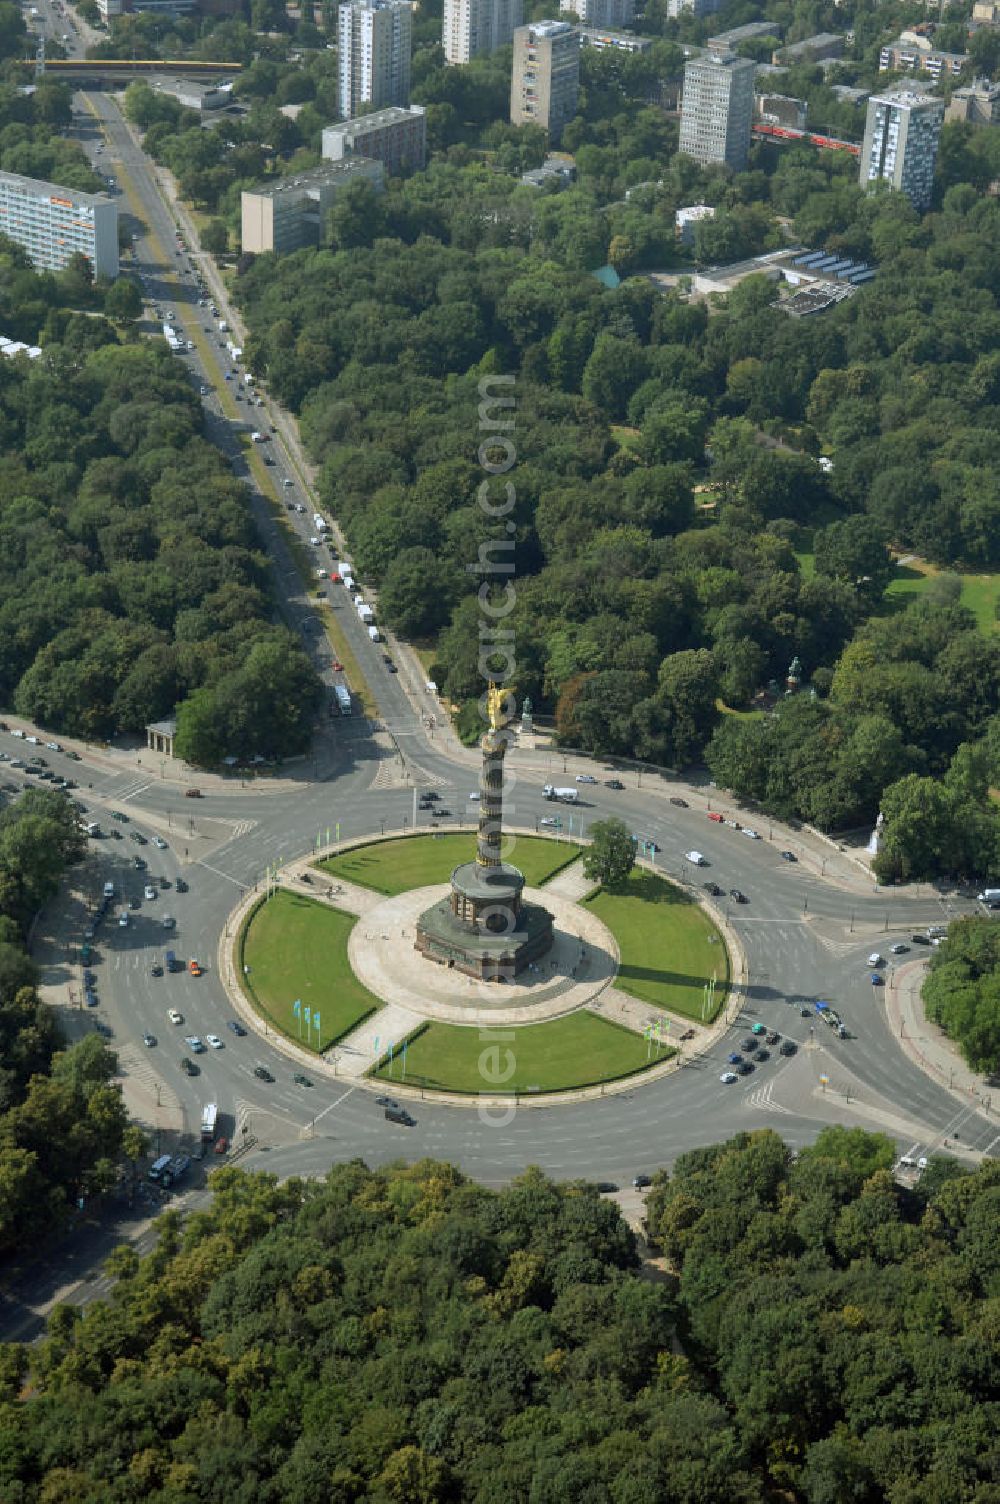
(1, 47), (996, 1336)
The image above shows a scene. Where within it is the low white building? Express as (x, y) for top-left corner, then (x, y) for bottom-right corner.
(675, 203), (715, 245)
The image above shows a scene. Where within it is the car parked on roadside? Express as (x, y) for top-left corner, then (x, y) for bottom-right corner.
(780, 850), (797, 862)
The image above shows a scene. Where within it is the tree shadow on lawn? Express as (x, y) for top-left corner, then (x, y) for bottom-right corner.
(600, 871), (695, 906)
(616, 962), (719, 993)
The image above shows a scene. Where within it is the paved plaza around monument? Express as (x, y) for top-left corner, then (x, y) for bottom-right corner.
(347, 882), (619, 1027)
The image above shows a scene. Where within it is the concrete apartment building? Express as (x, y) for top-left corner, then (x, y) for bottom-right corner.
(337, 0), (412, 119)
(678, 51), (756, 171)
(860, 88), (943, 211)
(773, 31), (845, 65)
(510, 20), (580, 142)
(577, 24), (649, 52)
(707, 21), (780, 49)
(879, 35), (968, 79)
(755, 91), (808, 130)
(0, 169), (118, 279)
(946, 78), (1000, 125)
(443, 0), (522, 63)
(323, 105), (427, 173)
(668, 0), (722, 19)
(558, 0), (633, 26)
(241, 158), (384, 255)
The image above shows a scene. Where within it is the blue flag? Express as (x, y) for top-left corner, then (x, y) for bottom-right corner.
(292, 999), (301, 1018)
(304, 1006), (311, 1028)
(314, 1011), (320, 1036)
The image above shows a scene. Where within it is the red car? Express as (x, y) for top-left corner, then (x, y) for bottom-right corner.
(707, 811), (724, 822)
(214, 1136), (229, 1155)
(331, 660), (343, 671)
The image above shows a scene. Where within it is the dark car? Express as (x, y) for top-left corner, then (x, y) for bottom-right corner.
(432, 808), (451, 818)
(911, 933), (931, 944)
(181, 1057), (199, 1076)
(375, 1095), (399, 1110)
(754, 1048), (770, 1062)
(386, 661), (398, 673)
(605, 779), (624, 790)
(227, 1020), (247, 1036)
(423, 792), (440, 802)
(736, 1060), (754, 1076)
(730, 889), (748, 903)
(111, 811), (129, 823)
(293, 1072), (312, 1087)
(779, 1039), (797, 1056)
(175, 878), (189, 893)
(766, 1031), (780, 1045)
(800, 1006), (812, 1017)
(632, 1174), (652, 1189)
(669, 796), (688, 807)
(740, 1037), (756, 1052)
(253, 1065), (273, 1081)
(108, 828), (122, 840)
(780, 850), (797, 862)
(129, 832), (147, 845)
(704, 881), (723, 896)
(594, 1181), (619, 1194)
(385, 1106), (415, 1126)
(151, 963), (163, 977)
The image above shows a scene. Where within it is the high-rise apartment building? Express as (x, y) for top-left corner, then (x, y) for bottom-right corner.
(678, 51), (756, 171)
(558, 0), (633, 26)
(509, 20), (580, 141)
(0, 169), (118, 279)
(442, 0), (523, 64)
(337, 0), (412, 119)
(323, 105), (427, 173)
(860, 88), (943, 211)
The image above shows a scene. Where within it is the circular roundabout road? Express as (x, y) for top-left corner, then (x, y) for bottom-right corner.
(38, 724), (1000, 1190)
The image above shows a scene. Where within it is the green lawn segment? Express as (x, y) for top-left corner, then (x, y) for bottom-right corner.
(240, 889), (379, 1050)
(370, 1011), (670, 1094)
(318, 833), (581, 896)
(586, 870), (729, 1022)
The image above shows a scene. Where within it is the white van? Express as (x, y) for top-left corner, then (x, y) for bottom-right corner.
(685, 850), (707, 866)
(118, 910), (129, 928)
(103, 881), (115, 898)
(867, 953), (884, 968)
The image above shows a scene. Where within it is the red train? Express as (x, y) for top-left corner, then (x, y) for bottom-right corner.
(752, 122), (860, 156)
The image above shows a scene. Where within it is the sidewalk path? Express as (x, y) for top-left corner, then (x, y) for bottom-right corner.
(887, 960), (997, 1118)
(326, 1004), (420, 1079)
(542, 857), (596, 902)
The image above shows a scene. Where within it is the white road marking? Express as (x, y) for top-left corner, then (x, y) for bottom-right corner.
(311, 1086), (356, 1125)
(193, 859), (244, 889)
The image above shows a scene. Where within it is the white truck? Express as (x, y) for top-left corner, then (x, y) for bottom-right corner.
(200, 1103), (217, 1142)
(978, 888), (1000, 904)
(543, 785), (579, 803)
(334, 684), (352, 716)
(685, 850), (707, 866)
(357, 603), (374, 624)
(367, 624), (380, 642)
(312, 513), (329, 533)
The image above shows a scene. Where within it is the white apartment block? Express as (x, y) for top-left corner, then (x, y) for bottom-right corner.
(0, 169), (118, 279)
(558, 0), (634, 26)
(323, 105), (427, 173)
(337, 0), (412, 119)
(241, 158), (384, 255)
(678, 52), (756, 172)
(443, 0), (523, 64)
